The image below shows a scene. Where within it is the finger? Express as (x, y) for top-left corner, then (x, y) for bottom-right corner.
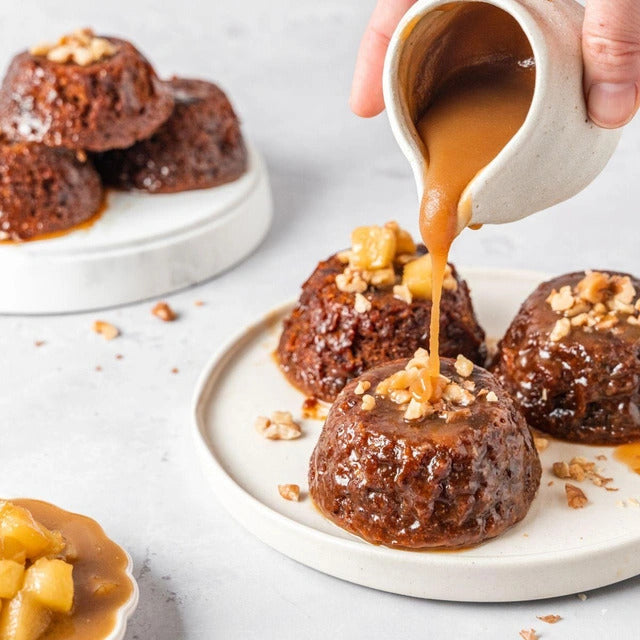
(350, 0), (417, 118)
(583, 0), (640, 128)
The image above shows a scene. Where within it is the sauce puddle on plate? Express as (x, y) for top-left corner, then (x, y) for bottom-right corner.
(614, 442), (640, 474)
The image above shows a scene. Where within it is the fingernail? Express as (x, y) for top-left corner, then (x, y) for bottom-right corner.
(588, 82), (638, 128)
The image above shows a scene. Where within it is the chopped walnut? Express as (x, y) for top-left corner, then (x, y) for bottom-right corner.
(454, 354), (474, 378)
(565, 483), (588, 508)
(549, 317), (571, 342)
(519, 630), (538, 640)
(536, 614), (561, 624)
(354, 292), (372, 314)
(534, 437), (549, 452)
(92, 320), (119, 340)
(278, 484), (300, 501)
(255, 412), (302, 440)
(354, 380), (371, 395)
(547, 285), (574, 311)
(393, 284), (413, 304)
(552, 461), (571, 479)
(335, 268), (368, 294)
(375, 347), (483, 421)
(368, 267), (396, 288)
(361, 394), (376, 411)
(485, 391), (498, 403)
(548, 271), (639, 340)
(30, 28), (118, 65)
(553, 455), (615, 490)
(404, 398), (429, 421)
(442, 382), (474, 406)
(152, 301), (177, 322)
(576, 270), (610, 303)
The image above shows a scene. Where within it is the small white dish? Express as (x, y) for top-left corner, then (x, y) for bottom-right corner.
(108, 549), (139, 640)
(193, 268), (640, 602)
(0, 142), (272, 314)
(383, 0), (621, 228)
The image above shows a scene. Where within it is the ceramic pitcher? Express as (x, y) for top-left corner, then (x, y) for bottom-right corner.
(382, 0), (622, 227)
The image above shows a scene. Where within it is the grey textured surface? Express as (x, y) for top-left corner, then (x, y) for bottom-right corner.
(0, 1), (637, 638)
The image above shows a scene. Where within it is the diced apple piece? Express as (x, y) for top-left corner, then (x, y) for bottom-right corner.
(23, 559), (73, 614)
(395, 228), (417, 255)
(350, 226), (397, 270)
(0, 504), (51, 561)
(0, 591), (52, 640)
(0, 539), (26, 565)
(0, 561), (24, 599)
(402, 254), (434, 300)
(39, 530), (65, 561)
(402, 254), (457, 300)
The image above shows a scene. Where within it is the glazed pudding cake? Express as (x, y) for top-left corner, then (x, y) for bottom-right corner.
(0, 29), (174, 152)
(94, 77), (248, 193)
(0, 499), (134, 640)
(0, 142), (102, 241)
(277, 222), (486, 402)
(309, 349), (541, 549)
(493, 270), (640, 445)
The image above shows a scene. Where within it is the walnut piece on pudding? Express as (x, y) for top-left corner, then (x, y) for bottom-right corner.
(30, 28), (118, 65)
(371, 348), (497, 423)
(546, 271), (640, 341)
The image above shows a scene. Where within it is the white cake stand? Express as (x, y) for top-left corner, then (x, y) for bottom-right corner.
(0, 143), (272, 314)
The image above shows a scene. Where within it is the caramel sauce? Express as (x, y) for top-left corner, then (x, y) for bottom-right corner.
(0, 193), (107, 244)
(414, 8), (535, 386)
(614, 442), (640, 475)
(13, 499), (133, 640)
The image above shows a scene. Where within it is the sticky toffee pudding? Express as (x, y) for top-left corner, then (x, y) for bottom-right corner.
(309, 351), (541, 549)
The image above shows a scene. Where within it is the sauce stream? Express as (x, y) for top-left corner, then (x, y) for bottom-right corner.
(416, 57), (534, 384)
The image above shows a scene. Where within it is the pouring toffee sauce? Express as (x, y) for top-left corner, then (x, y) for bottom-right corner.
(413, 14), (535, 390)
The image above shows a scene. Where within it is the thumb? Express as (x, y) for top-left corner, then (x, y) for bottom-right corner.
(583, 0), (640, 128)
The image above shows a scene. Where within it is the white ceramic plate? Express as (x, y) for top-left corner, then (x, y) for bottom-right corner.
(192, 268), (640, 602)
(0, 142), (272, 314)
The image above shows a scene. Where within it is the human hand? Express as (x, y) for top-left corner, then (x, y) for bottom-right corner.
(350, 0), (640, 129)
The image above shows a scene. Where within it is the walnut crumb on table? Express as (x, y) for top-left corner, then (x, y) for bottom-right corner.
(519, 629), (538, 640)
(92, 320), (119, 340)
(152, 301), (177, 321)
(537, 614), (561, 624)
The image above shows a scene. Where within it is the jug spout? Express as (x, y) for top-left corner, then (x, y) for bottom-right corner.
(383, 0), (621, 228)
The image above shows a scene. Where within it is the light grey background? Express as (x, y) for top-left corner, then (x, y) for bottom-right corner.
(0, 1), (637, 638)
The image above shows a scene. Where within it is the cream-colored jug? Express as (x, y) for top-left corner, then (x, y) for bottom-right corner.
(382, 0), (621, 229)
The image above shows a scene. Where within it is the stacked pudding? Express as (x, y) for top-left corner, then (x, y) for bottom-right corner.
(0, 28), (247, 241)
